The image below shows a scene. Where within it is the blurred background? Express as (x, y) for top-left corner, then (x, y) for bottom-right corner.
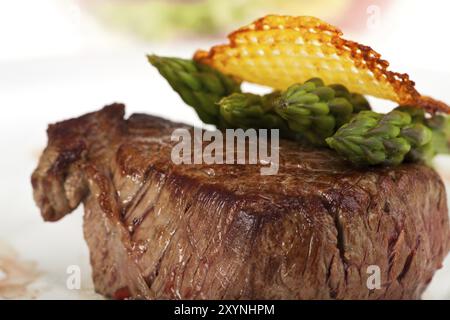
(0, 0), (449, 299)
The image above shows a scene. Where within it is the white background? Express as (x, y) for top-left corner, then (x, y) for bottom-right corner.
(0, 0), (449, 299)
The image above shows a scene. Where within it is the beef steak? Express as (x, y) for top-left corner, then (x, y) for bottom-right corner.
(31, 104), (450, 299)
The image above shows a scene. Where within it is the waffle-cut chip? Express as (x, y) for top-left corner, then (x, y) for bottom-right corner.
(194, 15), (450, 114)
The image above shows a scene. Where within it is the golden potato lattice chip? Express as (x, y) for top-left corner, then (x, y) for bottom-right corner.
(194, 15), (449, 114)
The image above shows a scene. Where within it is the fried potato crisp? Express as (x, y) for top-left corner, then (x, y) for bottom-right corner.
(194, 15), (450, 114)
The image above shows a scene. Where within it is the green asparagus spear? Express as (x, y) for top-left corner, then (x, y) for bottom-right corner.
(396, 106), (450, 162)
(326, 108), (437, 166)
(218, 79), (371, 145)
(218, 91), (295, 138)
(426, 114), (450, 155)
(149, 56), (449, 166)
(148, 55), (241, 125)
(274, 78), (371, 145)
(219, 92), (281, 128)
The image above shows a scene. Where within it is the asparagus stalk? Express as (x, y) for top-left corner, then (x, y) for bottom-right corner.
(219, 78), (372, 145)
(426, 114), (450, 155)
(273, 78), (371, 145)
(219, 92), (286, 128)
(148, 55), (241, 125)
(149, 56), (449, 166)
(325, 107), (444, 166)
(397, 106), (450, 162)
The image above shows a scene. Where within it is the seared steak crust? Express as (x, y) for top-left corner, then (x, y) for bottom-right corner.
(32, 104), (450, 299)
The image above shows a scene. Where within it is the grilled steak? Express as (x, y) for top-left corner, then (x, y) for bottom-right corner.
(31, 104), (450, 300)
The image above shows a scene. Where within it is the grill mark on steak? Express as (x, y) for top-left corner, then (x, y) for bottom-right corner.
(122, 183), (148, 220)
(326, 254), (339, 299)
(387, 230), (404, 279)
(31, 104), (450, 300)
(300, 233), (314, 278)
(146, 254), (163, 288)
(320, 194), (349, 286)
(219, 212), (262, 299)
(397, 237), (421, 282)
(188, 191), (230, 260)
(179, 255), (193, 297)
(147, 224), (182, 295)
(333, 212), (347, 274)
(127, 173), (167, 235)
(130, 205), (153, 234)
(189, 192), (232, 298)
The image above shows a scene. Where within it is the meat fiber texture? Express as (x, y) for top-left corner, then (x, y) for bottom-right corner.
(31, 104), (450, 300)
